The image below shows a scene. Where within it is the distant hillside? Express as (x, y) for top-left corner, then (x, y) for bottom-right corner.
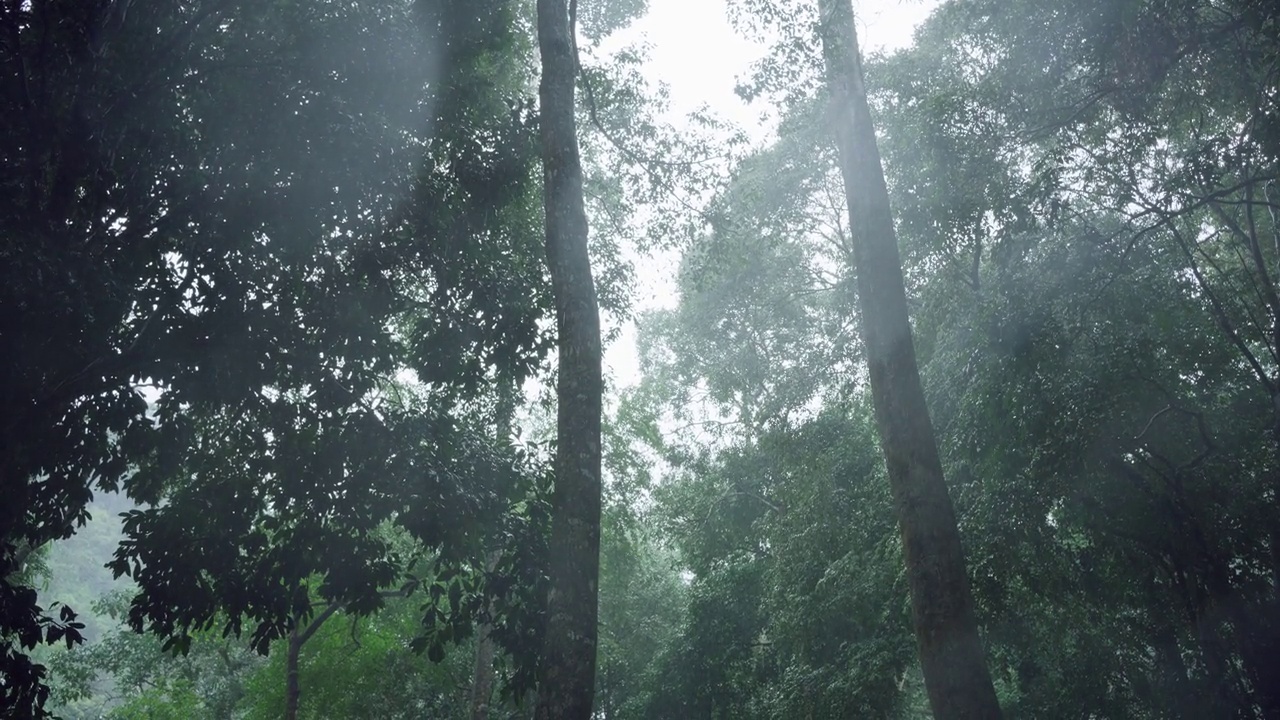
(38, 491), (134, 643)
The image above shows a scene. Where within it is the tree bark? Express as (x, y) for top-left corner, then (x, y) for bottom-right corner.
(469, 604), (498, 720)
(284, 602), (342, 720)
(470, 547), (506, 719)
(472, 388), (515, 720)
(532, 0), (603, 718)
(284, 627), (303, 720)
(816, 1), (1003, 718)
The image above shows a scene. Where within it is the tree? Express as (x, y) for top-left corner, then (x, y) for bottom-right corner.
(816, 0), (1002, 717)
(861, 1), (1280, 715)
(2, 1), (550, 714)
(46, 590), (263, 720)
(532, 0), (604, 717)
(242, 572), (479, 720)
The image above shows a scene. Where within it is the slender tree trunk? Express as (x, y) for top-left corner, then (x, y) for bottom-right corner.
(472, 387), (516, 720)
(470, 550), (506, 719)
(532, 0), (603, 718)
(285, 627), (303, 720)
(283, 602), (341, 720)
(816, 1), (1002, 718)
(470, 592), (498, 720)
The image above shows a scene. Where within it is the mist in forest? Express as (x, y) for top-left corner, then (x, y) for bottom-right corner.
(3, 0), (1279, 719)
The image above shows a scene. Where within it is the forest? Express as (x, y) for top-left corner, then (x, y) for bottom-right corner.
(2, 0), (1278, 718)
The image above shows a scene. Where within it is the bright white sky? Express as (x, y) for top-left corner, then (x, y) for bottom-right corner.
(634, 0), (938, 119)
(603, 0), (940, 387)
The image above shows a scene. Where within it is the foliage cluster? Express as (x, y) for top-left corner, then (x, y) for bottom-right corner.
(5, 0), (1280, 718)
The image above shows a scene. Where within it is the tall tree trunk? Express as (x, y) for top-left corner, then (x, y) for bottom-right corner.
(532, 0), (603, 718)
(816, 1), (1002, 718)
